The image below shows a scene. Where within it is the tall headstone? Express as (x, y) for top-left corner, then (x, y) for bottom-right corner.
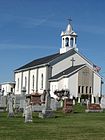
(39, 91), (53, 118)
(0, 95), (7, 109)
(14, 94), (22, 112)
(91, 94), (94, 104)
(7, 93), (14, 117)
(50, 98), (58, 111)
(40, 90), (47, 104)
(45, 91), (51, 110)
(78, 96), (80, 103)
(24, 100), (32, 123)
(20, 87), (26, 116)
(0, 94), (6, 112)
(95, 96), (99, 104)
(86, 99), (89, 109)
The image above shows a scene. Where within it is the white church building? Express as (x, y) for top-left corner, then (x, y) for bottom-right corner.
(14, 22), (102, 99)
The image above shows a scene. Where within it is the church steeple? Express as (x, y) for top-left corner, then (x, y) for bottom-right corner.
(60, 20), (78, 54)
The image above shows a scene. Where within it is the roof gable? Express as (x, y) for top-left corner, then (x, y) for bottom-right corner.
(49, 64), (85, 81)
(49, 48), (76, 66)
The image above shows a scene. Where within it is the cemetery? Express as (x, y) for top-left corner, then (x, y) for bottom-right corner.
(0, 88), (105, 140)
(0, 17), (103, 139)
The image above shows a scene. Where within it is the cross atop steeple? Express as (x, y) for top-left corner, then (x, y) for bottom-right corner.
(67, 18), (72, 24)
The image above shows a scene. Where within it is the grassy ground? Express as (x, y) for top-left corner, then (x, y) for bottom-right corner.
(0, 104), (105, 140)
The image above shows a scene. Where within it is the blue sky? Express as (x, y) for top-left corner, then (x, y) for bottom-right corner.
(0, 0), (105, 92)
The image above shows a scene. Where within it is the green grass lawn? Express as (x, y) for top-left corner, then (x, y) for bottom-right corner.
(0, 104), (105, 140)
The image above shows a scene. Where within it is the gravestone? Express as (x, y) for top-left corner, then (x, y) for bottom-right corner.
(86, 99), (90, 109)
(14, 94), (21, 113)
(13, 94), (16, 109)
(56, 100), (63, 109)
(30, 92), (42, 112)
(73, 99), (76, 105)
(85, 103), (103, 112)
(50, 98), (58, 111)
(0, 95), (7, 112)
(39, 91), (53, 118)
(0, 95), (6, 112)
(7, 93), (14, 117)
(63, 98), (73, 113)
(24, 101), (33, 123)
(20, 87), (26, 112)
(95, 96), (99, 104)
(40, 90), (47, 104)
(100, 96), (105, 109)
(32, 104), (44, 112)
(30, 92), (41, 105)
(91, 94), (94, 104)
(78, 96), (81, 103)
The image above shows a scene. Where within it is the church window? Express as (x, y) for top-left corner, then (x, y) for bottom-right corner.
(82, 86), (84, 93)
(25, 76), (27, 88)
(86, 86), (88, 94)
(63, 38), (64, 48)
(17, 78), (19, 91)
(41, 74), (43, 89)
(65, 37), (69, 47)
(55, 85), (56, 90)
(32, 75), (35, 91)
(52, 85), (53, 92)
(78, 86), (81, 93)
(89, 87), (92, 93)
(70, 38), (73, 47)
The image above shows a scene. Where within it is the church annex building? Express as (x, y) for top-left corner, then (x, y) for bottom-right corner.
(14, 22), (102, 99)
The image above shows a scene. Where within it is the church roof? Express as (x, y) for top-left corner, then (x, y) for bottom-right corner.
(15, 48), (77, 72)
(15, 53), (61, 71)
(49, 64), (85, 81)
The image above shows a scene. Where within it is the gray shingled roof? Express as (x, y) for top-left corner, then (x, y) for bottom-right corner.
(49, 64), (85, 81)
(15, 49), (76, 72)
(15, 53), (61, 71)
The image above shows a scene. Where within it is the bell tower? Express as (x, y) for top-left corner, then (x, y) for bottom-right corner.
(60, 19), (78, 54)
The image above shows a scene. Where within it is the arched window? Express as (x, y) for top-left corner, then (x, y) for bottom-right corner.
(52, 85), (53, 92)
(70, 38), (73, 47)
(65, 37), (69, 47)
(41, 74), (43, 89)
(25, 76), (27, 88)
(78, 86), (81, 94)
(89, 87), (92, 94)
(17, 78), (19, 91)
(86, 86), (88, 94)
(82, 86), (84, 94)
(32, 75), (35, 90)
